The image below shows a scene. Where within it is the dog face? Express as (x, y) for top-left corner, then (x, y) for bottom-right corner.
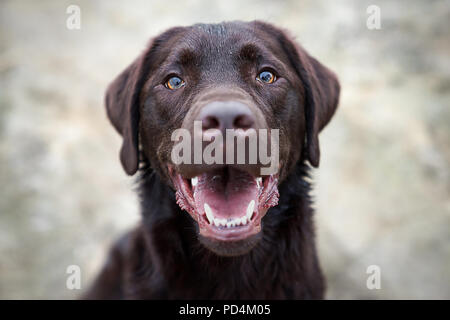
(105, 21), (340, 256)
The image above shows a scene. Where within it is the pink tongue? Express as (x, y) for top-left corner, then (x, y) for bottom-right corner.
(193, 168), (258, 219)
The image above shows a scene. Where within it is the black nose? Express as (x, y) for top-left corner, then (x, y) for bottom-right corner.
(199, 101), (255, 131)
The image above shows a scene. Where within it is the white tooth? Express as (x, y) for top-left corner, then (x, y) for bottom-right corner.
(220, 219), (227, 226)
(241, 216), (247, 225)
(246, 200), (255, 221)
(231, 221), (236, 227)
(214, 218), (220, 227)
(226, 221), (232, 228)
(204, 203), (214, 224)
(191, 176), (198, 186)
(256, 177), (262, 187)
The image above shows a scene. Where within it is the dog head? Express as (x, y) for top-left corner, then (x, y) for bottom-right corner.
(105, 21), (340, 256)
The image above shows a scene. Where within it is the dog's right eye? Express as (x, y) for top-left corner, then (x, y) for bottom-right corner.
(165, 76), (185, 90)
(257, 70), (276, 84)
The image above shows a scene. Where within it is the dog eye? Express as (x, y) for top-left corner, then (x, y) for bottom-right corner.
(257, 71), (276, 84)
(165, 76), (185, 90)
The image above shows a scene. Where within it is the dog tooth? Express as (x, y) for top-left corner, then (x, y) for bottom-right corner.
(246, 200), (255, 220)
(191, 176), (198, 187)
(256, 177), (262, 187)
(204, 203), (214, 224)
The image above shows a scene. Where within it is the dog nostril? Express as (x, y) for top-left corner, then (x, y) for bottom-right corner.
(202, 116), (220, 130)
(233, 114), (255, 130)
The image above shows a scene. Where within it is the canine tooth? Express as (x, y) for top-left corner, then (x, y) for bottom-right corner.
(204, 203), (214, 224)
(191, 176), (198, 186)
(256, 177), (262, 187)
(246, 200), (255, 221)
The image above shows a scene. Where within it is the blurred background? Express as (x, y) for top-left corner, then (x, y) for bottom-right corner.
(0, 0), (449, 299)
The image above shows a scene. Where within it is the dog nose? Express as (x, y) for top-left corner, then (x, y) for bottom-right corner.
(199, 101), (255, 131)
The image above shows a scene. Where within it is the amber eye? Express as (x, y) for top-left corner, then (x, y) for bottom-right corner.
(165, 76), (185, 90)
(257, 70), (276, 84)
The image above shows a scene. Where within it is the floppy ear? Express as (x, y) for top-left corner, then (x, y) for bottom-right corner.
(254, 21), (340, 167)
(105, 52), (151, 175)
(105, 63), (140, 175)
(295, 48), (340, 167)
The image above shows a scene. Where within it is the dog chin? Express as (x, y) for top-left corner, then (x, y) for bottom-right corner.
(198, 232), (262, 256)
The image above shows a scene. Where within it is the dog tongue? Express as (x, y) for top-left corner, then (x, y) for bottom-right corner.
(192, 168), (258, 219)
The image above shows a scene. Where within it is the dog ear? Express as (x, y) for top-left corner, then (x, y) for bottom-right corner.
(254, 21), (340, 167)
(105, 54), (146, 175)
(298, 50), (340, 168)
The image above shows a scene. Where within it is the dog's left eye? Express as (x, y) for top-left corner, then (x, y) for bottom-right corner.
(165, 76), (185, 90)
(257, 71), (276, 84)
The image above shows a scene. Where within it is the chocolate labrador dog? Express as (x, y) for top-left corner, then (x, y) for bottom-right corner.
(84, 21), (340, 299)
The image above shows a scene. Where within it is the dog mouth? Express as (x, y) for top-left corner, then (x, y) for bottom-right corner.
(168, 165), (279, 242)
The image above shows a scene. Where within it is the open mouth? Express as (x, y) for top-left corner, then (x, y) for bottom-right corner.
(168, 165), (279, 241)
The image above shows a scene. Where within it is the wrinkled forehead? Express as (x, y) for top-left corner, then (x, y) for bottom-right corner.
(158, 22), (287, 73)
